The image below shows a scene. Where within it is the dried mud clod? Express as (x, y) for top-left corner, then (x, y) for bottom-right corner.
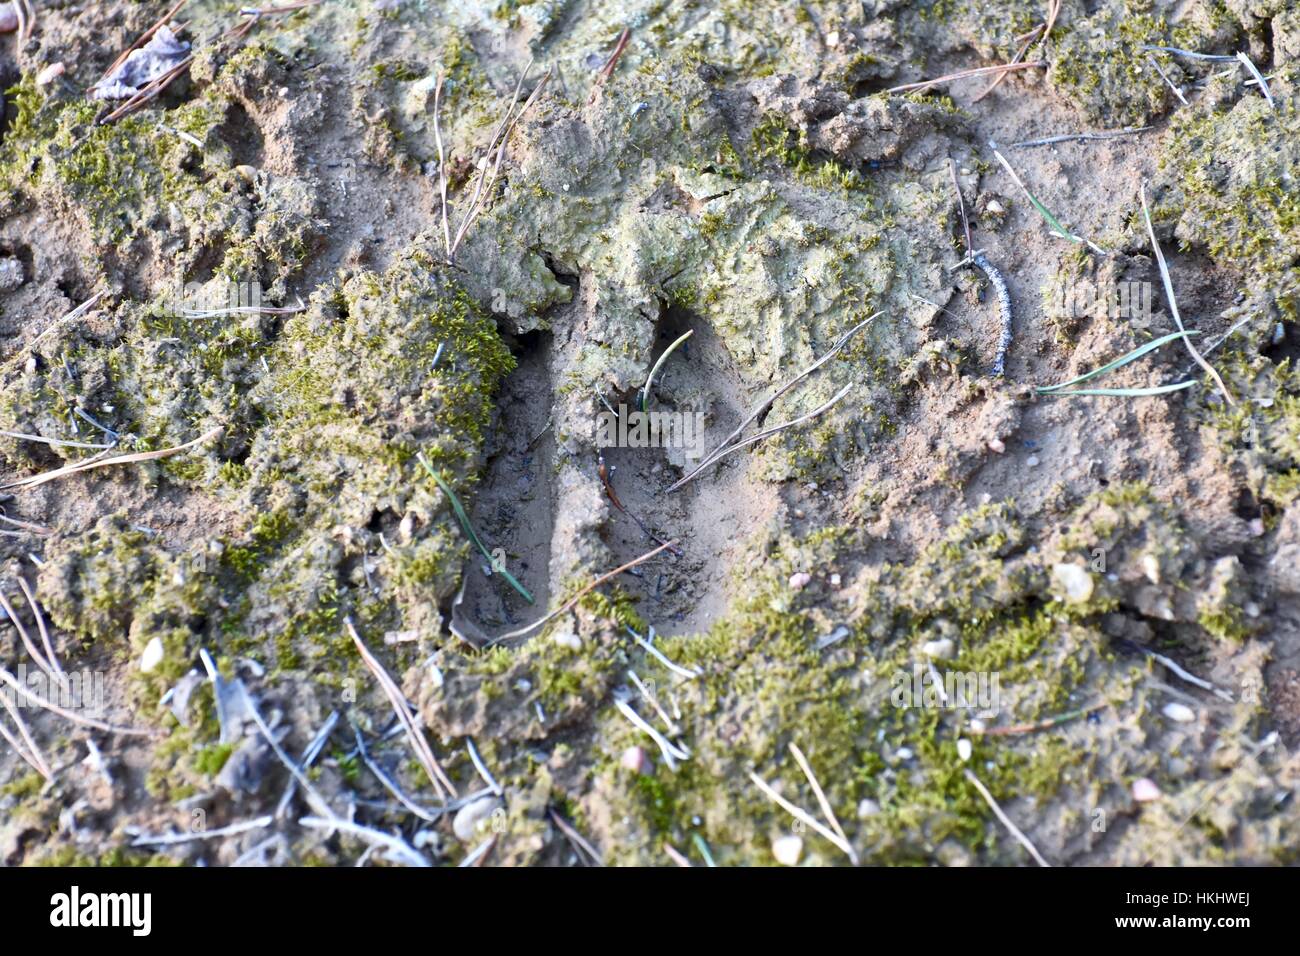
(1, 0), (1299, 868)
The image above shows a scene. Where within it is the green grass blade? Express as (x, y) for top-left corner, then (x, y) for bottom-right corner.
(1039, 381), (1197, 398)
(1037, 330), (1201, 393)
(417, 452), (535, 605)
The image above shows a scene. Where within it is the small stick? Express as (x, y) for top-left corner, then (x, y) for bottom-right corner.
(788, 742), (854, 861)
(2, 425), (222, 491)
(351, 721), (439, 822)
(1147, 55), (1189, 106)
(670, 383), (854, 488)
(548, 807), (603, 865)
(748, 770), (858, 863)
(598, 454), (680, 555)
(27, 290), (107, 352)
(667, 314), (878, 492)
(968, 703), (1102, 736)
(458, 834), (496, 867)
(0, 663), (155, 735)
(589, 27), (631, 104)
(1138, 44), (1235, 62)
(973, 26), (1042, 103)
(16, 578), (68, 689)
(976, 252), (1014, 376)
(1236, 52), (1275, 109)
(466, 737), (503, 796)
(1139, 184), (1233, 405)
(0, 589), (58, 683)
(130, 815), (273, 846)
(1145, 649), (1233, 702)
(614, 697), (690, 770)
(431, 73), (452, 256)
(299, 815), (429, 868)
(886, 61), (1045, 95)
(276, 711), (338, 818)
(1, 693), (52, 779)
(486, 540), (677, 645)
(346, 617), (457, 799)
(627, 625), (701, 680)
(964, 768), (1051, 866)
(0, 514), (51, 535)
(1009, 127), (1150, 148)
(96, 0), (188, 84)
(664, 844), (692, 867)
(0, 429), (115, 451)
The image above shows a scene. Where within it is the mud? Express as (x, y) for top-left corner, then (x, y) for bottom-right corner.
(0, 0), (1297, 867)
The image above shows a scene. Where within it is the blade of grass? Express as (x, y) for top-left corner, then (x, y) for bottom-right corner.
(640, 329), (693, 411)
(1039, 381), (1196, 398)
(1037, 329), (1200, 393)
(1139, 184), (1234, 405)
(417, 451), (534, 604)
(990, 143), (1107, 254)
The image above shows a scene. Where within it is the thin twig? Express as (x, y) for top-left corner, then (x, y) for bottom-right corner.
(431, 72), (452, 256)
(589, 26), (631, 104)
(964, 768), (1051, 866)
(788, 742), (855, 862)
(667, 315), (878, 492)
(486, 540), (677, 645)
(299, 815), (429, 867)
(346, 617), (457, 799)
(16, 578), (67, 689)
(748, 770), (858, 863)
(886, 60), (1045, 95)
(548, 807), (604, 865)
(0, 663), (155, 735)
(2, 425), (222, 491)
(1009, 127), (1151, 148)
(131, 815), (273, 846)
(1, 693), (52, 779)
(27, 290), (107, 352)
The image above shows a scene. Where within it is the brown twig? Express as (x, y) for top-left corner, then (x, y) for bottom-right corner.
(487, 540), (677, 646)
(598, 454), (681, 555)
(346, 617), (457, 799)
(2, 425), (222, 491)
(973, 26), (1042, 103)
(589, 26), (631, 104)
(666, 314), (878, 493)
(886, 60), (1045, 95)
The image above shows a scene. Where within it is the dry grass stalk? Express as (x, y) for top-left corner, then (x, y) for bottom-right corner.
(2, 425), (222, 491)
(589, 26), (631, 104)
(964, 768), (1051, 866)
(346, 616), (457, 799)
(887, 60), (1045, 95)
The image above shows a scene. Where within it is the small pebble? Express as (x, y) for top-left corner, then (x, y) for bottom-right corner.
(1162, 702), (1196, 723)
(36, 62), (65, 86)
(771, 834), (803, 866)
(0, 257), (24, 293)
(922, 637), (955, 660)
(988, 437), (1005, 454)
(986, 199), (1005, 215)
(894, 746), (914, 761)
(829, 573), (841, 587)
(621, 745), (650, 774)
(1026, 454), (1040, 467)
(956, 738), (972, 762)
(552, 630), (582, 651)
(1141, 553), (1161, 585)
(452, 795), (501, 842)
(788, 571), (812, 591)
(0, 4), (15, 33)
(139, 636), (164, 673)
(1052, 563), (1095, 603)
(857, 798), (880, 819)
(1132, 777), (1161, 803)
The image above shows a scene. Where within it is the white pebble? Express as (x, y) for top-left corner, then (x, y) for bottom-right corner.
(1132, 777), (1161, 803)
(857, 798), (880, 819)
(1026, 454), (1040, 467)
(788, 571), (812, 591)
(1052, 563), (1094, 603)
(1162, 702), (1196, 723)
(139, 637), (164, 673)
(922, 638), (955, 660)
(1141, 553), (1161, 585)
(986, 199), (1005, 215)
(621, 745), (650, 774)
(988, 437), (1005, 454)
(452, 795), (501, 842)
(771, 834), (803, 865)
(957, 738), (972, 762)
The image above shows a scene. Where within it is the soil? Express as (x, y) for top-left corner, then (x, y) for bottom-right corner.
(0, 0), (1298, 867)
